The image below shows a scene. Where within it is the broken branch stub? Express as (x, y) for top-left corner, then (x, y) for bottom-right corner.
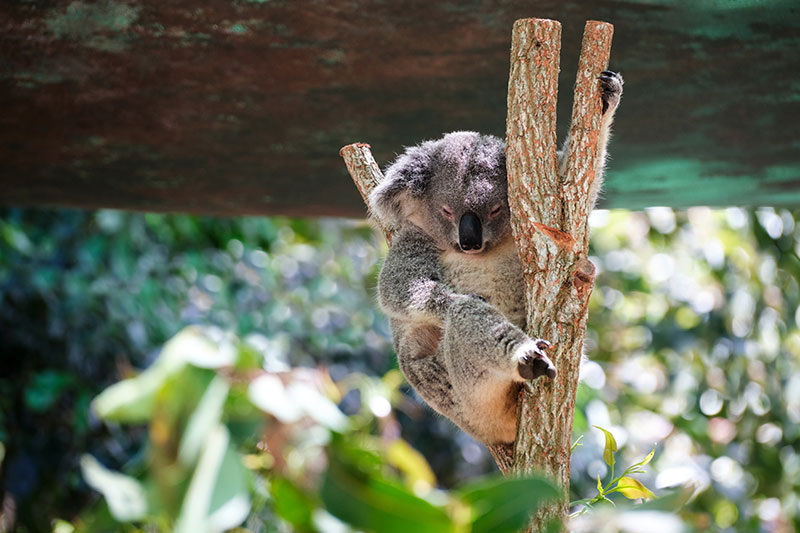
(340, 142), (394, 244)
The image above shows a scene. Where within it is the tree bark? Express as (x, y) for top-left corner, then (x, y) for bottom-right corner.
(340, 18), (614, 532)
(339, 143), (395, 244)
(506, 19), (613, 531)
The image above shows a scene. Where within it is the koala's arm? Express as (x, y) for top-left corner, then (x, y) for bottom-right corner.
(557, 71), (623, 208)
(376, 226), (458, 325)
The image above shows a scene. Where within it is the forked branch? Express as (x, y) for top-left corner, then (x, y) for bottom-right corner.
(340, 17), (614, 531)
(507, 19), (612, 530)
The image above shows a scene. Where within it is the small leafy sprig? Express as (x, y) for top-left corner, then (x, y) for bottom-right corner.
(570, 426), (656, 516)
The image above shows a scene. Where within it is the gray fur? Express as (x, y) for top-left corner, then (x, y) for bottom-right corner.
(371, 72), (623, 444)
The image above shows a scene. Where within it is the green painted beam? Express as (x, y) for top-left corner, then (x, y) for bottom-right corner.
(1, 0), (798, 216)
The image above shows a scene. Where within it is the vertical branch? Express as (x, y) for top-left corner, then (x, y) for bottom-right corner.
(506, 19), (612, 531)
(563, 22), (614, 249)
(505, 18), (562, 234)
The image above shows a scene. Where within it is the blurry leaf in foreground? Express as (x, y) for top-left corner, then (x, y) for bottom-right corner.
(614, 477), (655, 501)
(92, 327), (236, 423)
(270, 477), (316, 530)
(164, 328), (236, 369)
(175, 425), (250, 533)
(386, 438), (437, 493)
(91, 363), (174, 423)
(288, 381), (348, 431)
(249, 374), (347, 431)
(458, 475), (561, 533)
(178, 376), (230, 465)
(80, 455), (147, 522)
(248, 374), (303, 423)
(321, 440), (452, 533)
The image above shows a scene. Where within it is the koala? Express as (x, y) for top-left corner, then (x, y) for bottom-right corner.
(370, 71), (622, 444)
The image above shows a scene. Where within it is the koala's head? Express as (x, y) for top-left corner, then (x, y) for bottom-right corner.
(370, 131), (510, 254)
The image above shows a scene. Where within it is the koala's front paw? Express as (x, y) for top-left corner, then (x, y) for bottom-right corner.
(516, 339), (556, 380)
(599, 71), (623, 115)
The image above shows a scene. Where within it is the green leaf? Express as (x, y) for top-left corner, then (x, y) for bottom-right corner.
(92, 327), (229, 423)
(178, 376), (230, 465)
(636, 445), (657, 468)
(80, 455), (147, 522)
(175, 425), (250, 533)
(614, 476), (655, 500)
(593, 426), (617, 469)
(596, 473), (603, 494)
(321, 444), (452, 533)
(92, 362), (179, 423)
(458, 476), (561, 533)
(270, 477), (316, 529)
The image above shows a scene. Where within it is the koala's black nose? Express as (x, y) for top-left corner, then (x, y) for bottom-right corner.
(459, 212), (483, 251)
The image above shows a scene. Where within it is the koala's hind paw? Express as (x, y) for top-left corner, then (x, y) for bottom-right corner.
(516, 339), (556, 381)
(599, 71), (623, 115)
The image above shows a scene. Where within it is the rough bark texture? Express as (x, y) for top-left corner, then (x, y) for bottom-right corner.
(563, 23), (615, 251)
(506, 19), (613, 531)
(341, 18), (613, 531)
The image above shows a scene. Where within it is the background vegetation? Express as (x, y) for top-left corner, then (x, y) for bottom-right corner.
(1, 206), (798, 531)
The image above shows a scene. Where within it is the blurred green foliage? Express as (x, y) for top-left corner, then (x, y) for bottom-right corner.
(74, 326), (561, 532)
(1, 205), (799, 531)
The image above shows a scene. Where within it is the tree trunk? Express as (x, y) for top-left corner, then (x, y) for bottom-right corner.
(340, 18), (614, 531)
(504, 19), (613, 530)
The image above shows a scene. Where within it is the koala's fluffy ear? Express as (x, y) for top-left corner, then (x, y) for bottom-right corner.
(369, 141), (436, 226)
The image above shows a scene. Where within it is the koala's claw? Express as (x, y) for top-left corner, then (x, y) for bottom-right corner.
(598, 71), (623, 115)
(535, 339), (551, 351)
(517, 339), (556, 381)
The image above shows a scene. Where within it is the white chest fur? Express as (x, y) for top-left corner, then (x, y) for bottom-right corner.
(440, 239), (526, 329)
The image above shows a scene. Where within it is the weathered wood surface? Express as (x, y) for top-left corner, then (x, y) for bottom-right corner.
(2, 1), (799, 215)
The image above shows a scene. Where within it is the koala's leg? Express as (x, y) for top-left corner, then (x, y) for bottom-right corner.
(392, 320), (457, 419)
(439, 296), (555, 443)
(557, 70), (624, 209)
